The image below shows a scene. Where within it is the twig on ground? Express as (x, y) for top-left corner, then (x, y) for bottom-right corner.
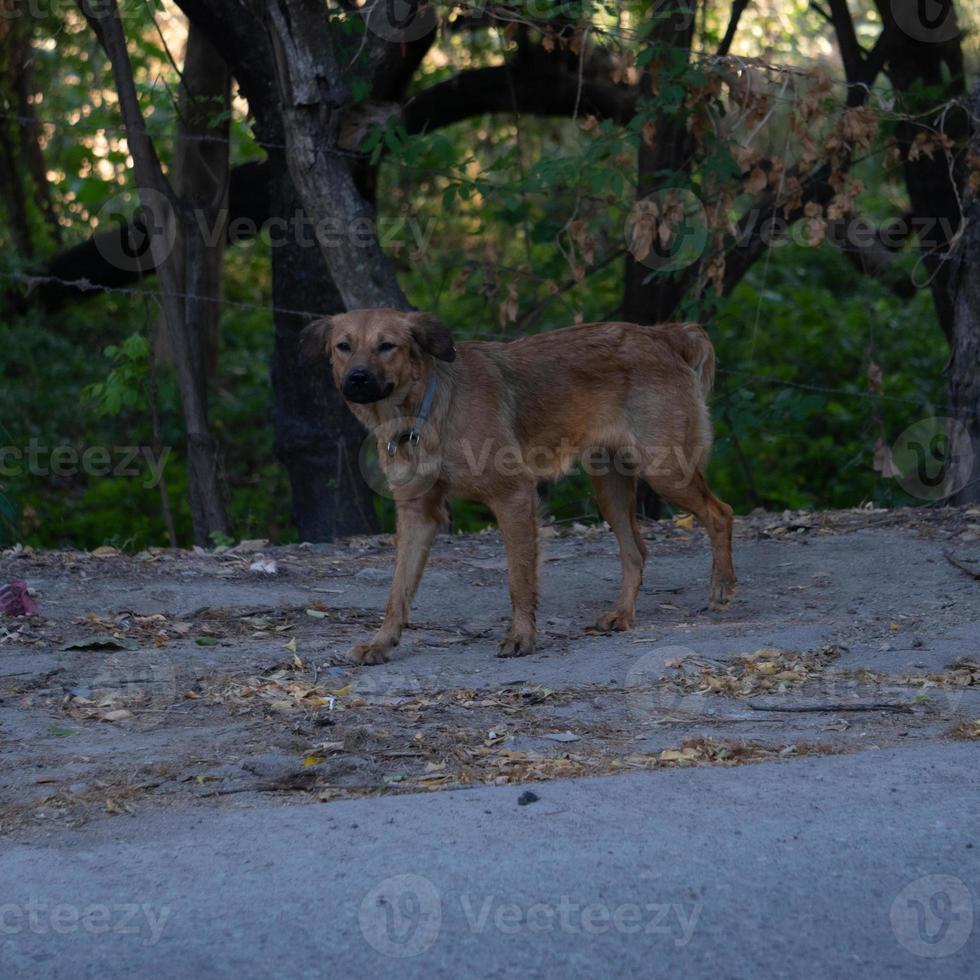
(944, 551), (980, 581)
(747, 702), (913, 713)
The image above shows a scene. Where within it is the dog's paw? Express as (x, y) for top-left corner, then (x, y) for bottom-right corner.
(348, 640), (394, 666)
(595, 608), (635, 633)
(708, 579), (737, 611)
(497, 633), (536, 659)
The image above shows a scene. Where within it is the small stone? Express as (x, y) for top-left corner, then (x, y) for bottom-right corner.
(517, 790), (539, 806)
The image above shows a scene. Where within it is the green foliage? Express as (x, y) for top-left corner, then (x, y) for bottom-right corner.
(0, 0), (960, 550)
(209, 530), (236, 550)
(710, 245), (946, 512)
(82, 334), (150, 417)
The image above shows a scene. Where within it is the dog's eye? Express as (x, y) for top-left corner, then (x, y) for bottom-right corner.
(336, 342), (352, 353)
(378, 342), (397, 353)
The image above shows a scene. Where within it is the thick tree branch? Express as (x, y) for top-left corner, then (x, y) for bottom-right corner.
(404, 51), (638, 130)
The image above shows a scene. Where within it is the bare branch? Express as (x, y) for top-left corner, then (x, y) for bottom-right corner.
(717, 0), (750, 58)
(826, 0), (864, 85)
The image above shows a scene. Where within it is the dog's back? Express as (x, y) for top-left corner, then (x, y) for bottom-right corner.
(456, 321), (715, 467)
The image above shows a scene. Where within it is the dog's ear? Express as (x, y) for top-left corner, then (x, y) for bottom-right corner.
(299, 317), (333, 366)
(408, 313), (456, 363)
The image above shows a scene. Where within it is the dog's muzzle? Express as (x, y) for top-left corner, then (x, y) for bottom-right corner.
(342, 370), (392, 404)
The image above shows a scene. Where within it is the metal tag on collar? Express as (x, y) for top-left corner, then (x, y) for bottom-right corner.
(386, 429), (421, 457)
(386, 372), (437, 457)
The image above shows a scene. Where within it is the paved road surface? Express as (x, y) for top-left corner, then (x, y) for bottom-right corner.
(1, 744), (976, 979)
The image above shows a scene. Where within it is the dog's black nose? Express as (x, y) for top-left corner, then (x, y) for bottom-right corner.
(342, 369), (387, 403)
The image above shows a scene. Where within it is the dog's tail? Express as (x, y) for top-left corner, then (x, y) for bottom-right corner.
(661, 321), (716, 398)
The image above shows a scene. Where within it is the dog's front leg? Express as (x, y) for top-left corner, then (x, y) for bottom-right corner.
(348, 495), (442, 665)
(490, 484), (539, 658)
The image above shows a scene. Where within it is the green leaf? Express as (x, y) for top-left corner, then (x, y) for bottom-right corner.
(47, 725), (81, 737)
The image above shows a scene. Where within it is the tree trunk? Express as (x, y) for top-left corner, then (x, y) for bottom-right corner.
(172, 0), (386, 541)
(79, 0), (230, 545)
(873, 0), (967, 341)
(623, 0), (698, 518)
(172, 23), (231, 378)
(0, 116), (33, 258)
(0, 3), (39, 257)
(264, 0), (408, 310)
(0, 1), (60, 255)
(622, 0), (697, 326)
(947, 81), (980, 506)
(269, 157), (379, 540)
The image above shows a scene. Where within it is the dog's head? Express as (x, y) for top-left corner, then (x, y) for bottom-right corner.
(301, 309), (455, 405)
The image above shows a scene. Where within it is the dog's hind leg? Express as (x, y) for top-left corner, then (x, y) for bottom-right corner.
(348, 492), (444, 665)
(646, 469), (736, 611)
(490, 483), (540, 658)
(592, 471), (647, 631)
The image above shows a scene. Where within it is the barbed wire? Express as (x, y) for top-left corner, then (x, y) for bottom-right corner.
(715, 368), (935, 409)
(0, 269), (941, 411)
(0, 269), (325, 320)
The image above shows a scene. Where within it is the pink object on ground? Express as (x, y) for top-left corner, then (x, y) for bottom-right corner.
(0, 580), (37, 616)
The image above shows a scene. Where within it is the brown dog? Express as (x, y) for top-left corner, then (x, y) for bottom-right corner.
(302, 309), (736, 664)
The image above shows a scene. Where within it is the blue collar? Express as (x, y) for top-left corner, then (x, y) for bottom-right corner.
(386, 369), (437, 456)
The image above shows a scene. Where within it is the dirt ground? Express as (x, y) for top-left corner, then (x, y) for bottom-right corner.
(1, 506), (978, 840)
